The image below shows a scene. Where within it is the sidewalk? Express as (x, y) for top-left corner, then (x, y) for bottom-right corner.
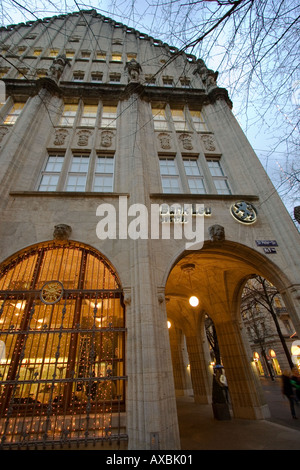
(177, 377), (300, 450)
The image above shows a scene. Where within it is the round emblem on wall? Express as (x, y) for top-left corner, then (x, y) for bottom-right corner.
(230, 201), (257, 224)
(40, 281), (64, 305)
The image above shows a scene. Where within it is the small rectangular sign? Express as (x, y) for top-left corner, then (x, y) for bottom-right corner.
(263, 247), (277, 254)
(256, 240), (278, 247)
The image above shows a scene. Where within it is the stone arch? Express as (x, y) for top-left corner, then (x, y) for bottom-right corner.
(163, 240), (298, 420)
(0, 240), (126, 448)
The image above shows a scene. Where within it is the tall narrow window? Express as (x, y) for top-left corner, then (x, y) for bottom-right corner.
(183, 158), (206, 194)
(159, 158), (182, 193)
(38, 154), (64, 191)
(66, 154), (89, 191)
(190, 110), (207, 132)
(101, 105), (117, 128)
(171, 109), (187, 131)
(3, 102), (24, 125)
(80, 104), (98, 126)
(59, 104), (78, 126)
(93, 155), (114, 192)
(152, 107), (168, 130)
(207, 159), (231, 194)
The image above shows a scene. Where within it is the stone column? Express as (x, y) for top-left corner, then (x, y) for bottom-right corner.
(169, 326), (188, 396)
(216, 319), (270, 419)
(185, 333), (210, 404)
(120, 94), (180, 449)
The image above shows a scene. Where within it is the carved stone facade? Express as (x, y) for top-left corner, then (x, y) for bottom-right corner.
(0, 10), (299, 451)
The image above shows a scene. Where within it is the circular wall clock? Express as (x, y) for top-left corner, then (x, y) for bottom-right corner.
(40, 280), (64, 305)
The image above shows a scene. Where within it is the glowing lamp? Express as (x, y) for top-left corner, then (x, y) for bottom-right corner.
(189, 296), (199, 307)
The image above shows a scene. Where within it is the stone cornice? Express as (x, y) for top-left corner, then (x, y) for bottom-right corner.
(3, 79), (232, 108)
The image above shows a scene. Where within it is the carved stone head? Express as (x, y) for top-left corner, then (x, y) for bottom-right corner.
(53, 224), (72, 241)
(208, 224), (225, 242)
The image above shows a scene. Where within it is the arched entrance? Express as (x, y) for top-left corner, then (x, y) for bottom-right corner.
(0, 242), (126, 448)
(165, 241), (294, 421)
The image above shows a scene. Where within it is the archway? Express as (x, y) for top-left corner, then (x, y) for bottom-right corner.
(0, 241), (126, 448)
(165, 241), (294, 420)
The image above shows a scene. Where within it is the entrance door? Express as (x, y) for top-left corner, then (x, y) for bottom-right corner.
(0, 243), (126, 448)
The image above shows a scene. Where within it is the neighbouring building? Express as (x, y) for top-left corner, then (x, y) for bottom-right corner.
(0, 9), (299, 450)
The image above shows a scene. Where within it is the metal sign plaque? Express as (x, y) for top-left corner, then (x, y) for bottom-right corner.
(230, 201), (257, 224)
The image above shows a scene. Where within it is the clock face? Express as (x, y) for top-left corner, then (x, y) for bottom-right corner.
(40, 281), (64, 305)
(230, 201), (257, 224)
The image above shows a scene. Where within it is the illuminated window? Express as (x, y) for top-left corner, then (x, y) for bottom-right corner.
(127, 53), (137, 61)
(17, 47), (26, 55)
(171, 109), (187, 131)
(207, 159), (231, 194)
(101, 105), (117, 128)
(0, 67), (9, 78)
(59, 104), (78, 126)
(159, 158), (182, 193)
(80, 104), (98, 126)
(183, 158), (206, 194)
(65, 154), (90, 191)
(3, 102), (25, 125)
(111, 53), (122, 62)
(0, 244), (125, 447)
(190, 110), (207, 132)
(152, 106), (168, 130)
(65, 50), (75, 58)
(38, 154), (64, 191)
(33, 48), (42, 56)
(36, 68), (47, 78)
(93, 155), (114, 192)
(96, 51), (106, 61)
(49, 49), (59, 57)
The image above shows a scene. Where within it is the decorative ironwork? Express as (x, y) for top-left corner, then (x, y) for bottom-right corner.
(0, 243), (127, 449)
(40, 281), (64, 305)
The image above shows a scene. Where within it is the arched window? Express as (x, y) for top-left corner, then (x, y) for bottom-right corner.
(0, 243), (126, 448)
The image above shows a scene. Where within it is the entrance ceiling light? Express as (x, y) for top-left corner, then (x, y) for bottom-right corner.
(189, 296), (199, 307)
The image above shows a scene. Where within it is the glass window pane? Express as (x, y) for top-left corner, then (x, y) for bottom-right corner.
(39, 174), (59, 191)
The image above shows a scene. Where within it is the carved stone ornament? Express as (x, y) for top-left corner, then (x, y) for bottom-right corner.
(77, 129), (92, 146)
(230, 201), (257, 224)
(54, 128), (68, 146)
(179, 133), (193, 150)
(0, 126), (9, 144)
(100, 130), (114, 148)
(53, 224), (72, 241)
(158, 132), (171, 150)
(46, 54), (69, 84)
(194, 59), (218, 91)
(208, 224), (225, 242)
(125, 58), (142, 83)
(201, 134), (216, 152)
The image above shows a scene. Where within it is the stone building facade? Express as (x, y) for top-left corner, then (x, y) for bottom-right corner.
(0, 9), (299, 450)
